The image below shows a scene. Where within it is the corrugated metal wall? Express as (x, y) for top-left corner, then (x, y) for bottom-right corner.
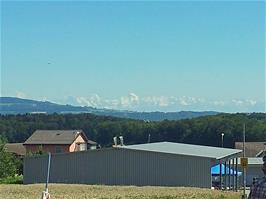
(24, 148), (212, 188)
(239, 166), (264, 186)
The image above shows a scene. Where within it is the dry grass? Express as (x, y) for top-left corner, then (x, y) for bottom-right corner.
(0, 184), (241, 199)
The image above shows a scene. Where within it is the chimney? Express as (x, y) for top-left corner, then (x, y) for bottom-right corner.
(119, 136), (124, 146)
(113, 136), (117, 147)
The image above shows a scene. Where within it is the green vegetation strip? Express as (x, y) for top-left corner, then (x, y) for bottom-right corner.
(1, 113), (265, 148)
(0, 175), (23, 184)
(0, 184), (241, 199)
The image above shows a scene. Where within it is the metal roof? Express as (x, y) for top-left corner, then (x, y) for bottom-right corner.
(123, 142), (242, 160)
(24, 130), (91, 145)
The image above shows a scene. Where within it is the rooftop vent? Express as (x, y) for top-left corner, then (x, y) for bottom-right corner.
(119, 136), (124, 146)
(113, 137), (118, 147)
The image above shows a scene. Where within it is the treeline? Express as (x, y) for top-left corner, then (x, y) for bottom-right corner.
(0, 113), (265, 148)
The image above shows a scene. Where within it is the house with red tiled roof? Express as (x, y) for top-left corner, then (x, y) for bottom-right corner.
(23, 130), (97, 154)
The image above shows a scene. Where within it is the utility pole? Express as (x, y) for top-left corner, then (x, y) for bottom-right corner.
(243, 124), (245, 157)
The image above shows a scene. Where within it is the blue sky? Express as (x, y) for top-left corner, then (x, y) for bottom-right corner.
(1, 1), (265, 112)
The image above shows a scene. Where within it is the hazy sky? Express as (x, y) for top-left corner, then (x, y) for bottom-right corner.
(1, 1), (265, 112)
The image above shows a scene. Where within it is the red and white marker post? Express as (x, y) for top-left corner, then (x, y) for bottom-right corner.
(42, 152), (51, 199)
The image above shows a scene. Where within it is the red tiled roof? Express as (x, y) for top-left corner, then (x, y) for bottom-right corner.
(235, 142), (266, 157)
(5, 143), (26, 156)
(24, 130), (96, 145)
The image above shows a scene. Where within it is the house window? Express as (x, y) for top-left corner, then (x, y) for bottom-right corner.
(79, 143), (87, 151)
(55, 146), (63, 153)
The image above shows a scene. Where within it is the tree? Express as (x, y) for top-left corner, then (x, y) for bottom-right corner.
(0, 139), (18, 178)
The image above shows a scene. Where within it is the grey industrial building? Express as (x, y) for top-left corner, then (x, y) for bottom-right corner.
(24, 142), (241, 188)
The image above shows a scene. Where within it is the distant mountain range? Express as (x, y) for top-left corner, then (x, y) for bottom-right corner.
(0, 97), (219, 121)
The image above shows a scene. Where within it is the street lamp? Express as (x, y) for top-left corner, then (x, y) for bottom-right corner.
(221, 133), (225, 148)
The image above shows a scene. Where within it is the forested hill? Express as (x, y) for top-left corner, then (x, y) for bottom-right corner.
(0, 113), (265, 148)
(0, 97), (218, 121)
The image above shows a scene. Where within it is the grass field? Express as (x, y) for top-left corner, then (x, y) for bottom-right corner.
(0, 184), (241, 199)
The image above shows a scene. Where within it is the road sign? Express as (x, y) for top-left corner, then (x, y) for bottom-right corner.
(240, 157), (248, 169)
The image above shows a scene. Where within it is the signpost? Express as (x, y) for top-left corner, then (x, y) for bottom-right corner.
(240, 156), (248, 196)
(241, 157), (248, 199)
(240, 158), (248, 169)
(242, 124), (247, 199)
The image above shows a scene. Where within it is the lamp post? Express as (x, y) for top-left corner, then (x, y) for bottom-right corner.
(221, 133), (225, 148)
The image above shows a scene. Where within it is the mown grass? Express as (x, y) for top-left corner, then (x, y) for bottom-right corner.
(0, 184), (241, 199)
